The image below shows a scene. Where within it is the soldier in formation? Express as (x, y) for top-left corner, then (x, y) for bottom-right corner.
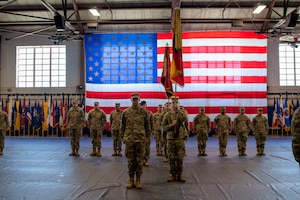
(0, 101), (9, 155)
(162, 96), (188, 183)
(67, 99), (85, 156)
(110, 102), (123, 156)
(193, 106), (210, 156)
(214, 107), (231, 156)
(160, 102), (172, 162)
(252, 108), (268, 156)
(87, 101), (107, 157)
(140, 100), (153, 167)
(121, 93), (149, 189)
(153, 104), (164, 156)
(291, 106), (300, 165)
(234, 107), (251, 156)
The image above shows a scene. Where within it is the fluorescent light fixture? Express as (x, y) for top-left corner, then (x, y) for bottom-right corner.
(252, 4), (266, 14)
(89, 8), (100, 16)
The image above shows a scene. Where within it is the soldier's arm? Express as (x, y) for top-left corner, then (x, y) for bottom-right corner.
(207, 117), (211, 133)
(5, 113), (10, 130)
(102, 111), (107, 128)
(120, 112), (125, 139)
(87, 112), (91, 127)
(265, 117), (269, 133)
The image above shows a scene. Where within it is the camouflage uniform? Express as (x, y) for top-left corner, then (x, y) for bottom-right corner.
(162, 96), (188, 182)
(291, 107), (300, 164)
(67, 100), (85, 156)
(121, 93), (149, 189)
(153, 104), (163, 156)
(160, 102), (172, 161)
(110, 102), (123, 156)
(193, 107), (210, 156)
(140, 100), (153, 166)
(214, 107), (231, 156)
(252, 108), (268, 156)
(88, 102), (107, 157)
(0, 103), (9, 155)
(234, 107), (251, 156)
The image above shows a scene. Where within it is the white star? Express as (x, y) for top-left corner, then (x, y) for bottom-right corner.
(89, 56), (93, 61)
(94, 61), (99, 67)
(88, 37), (93, 42)
(94, 71), (99, 76)
(88, 76), (93, 81)
(88, 66), (94, 71)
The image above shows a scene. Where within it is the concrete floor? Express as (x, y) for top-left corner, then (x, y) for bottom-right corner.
(0, 135), (299, 200)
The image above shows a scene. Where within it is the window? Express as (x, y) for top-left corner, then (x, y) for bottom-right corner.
(16, 45), (66, 87)
(279, 43), (300, 86)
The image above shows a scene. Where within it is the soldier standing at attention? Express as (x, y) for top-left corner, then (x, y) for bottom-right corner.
(121, 93), (149, 189)
(0, 101), (9, 155)
(88, 101), (107, 157)
(140, 100), (153, 167)
(291, 107), (300, 165)
(234, 107), (251, 156)
(162, 96), (188, 182)
(153, 104), (163, 156)
(252, 108), (268, 156)
(193, 107), (210, 156)
(110, 102), (123, 156)
(160, 102), (172, 162)
(67, 99), (85, 156)
(214, 107), (231, 156)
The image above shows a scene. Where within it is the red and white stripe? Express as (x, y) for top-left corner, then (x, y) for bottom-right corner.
(85, 31), (267, 127)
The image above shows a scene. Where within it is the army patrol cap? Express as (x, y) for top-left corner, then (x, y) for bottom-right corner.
(258, 108), (263, 111)
(220, 106), (226, 111)
(94, 102), (99, 106)
(165, 102), (171, 105)
(140, 100), (147, 106)
(115, 102), (120, 106)
(72, 99), (78, 104)
(158, 104), (163, 108)
(171, 96), (179, 103)
(240, 107), (245, 111)
(200, 106), (205, 111)
(131, 93), (140, 100)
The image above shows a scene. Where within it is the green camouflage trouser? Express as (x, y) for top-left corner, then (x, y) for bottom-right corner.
(0, 130), (5, 149)
(236, 132), (248, 153)
(167, 139), (185, 176)
(154, 130), (163, 154)
(255, 132), (266, 153)
(218, 133), (229, 153)
(196, 132), (208, 152)
(292, 138), (300, 161)
(69, 128), (81, 149)
(144, 136), (151, 160)
(112, 130), (122, 152)
(125, 142), (145, 176)
(90, 128), (102, 148)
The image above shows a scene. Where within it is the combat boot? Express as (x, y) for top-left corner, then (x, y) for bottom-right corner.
(126, 176), (134, 189)
(167, 174), (176, 182)
(198, 152), (202, 156)
(242, 152), (247, 156)
(164, 157), (169, 162)
(69, 149), (75, 156)
(136, 176), (142, 189)
(90, 147), (97, 156)
(112, 151), (117, 156)
(144, 160), (149, 166)
(260, 145), (265, 155)
(0, 148), (3, 155)
(75, 148), (80, 156)
(202, 152), (208, 156)
(177, 174), (186, 182)
(97, 148), (101, 157)
(117, 151), (122, 156)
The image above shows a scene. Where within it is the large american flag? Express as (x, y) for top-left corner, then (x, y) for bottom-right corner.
(84, 32), (267, 128)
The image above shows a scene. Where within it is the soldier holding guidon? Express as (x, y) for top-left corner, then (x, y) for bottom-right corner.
(162, 96), (188, 182)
